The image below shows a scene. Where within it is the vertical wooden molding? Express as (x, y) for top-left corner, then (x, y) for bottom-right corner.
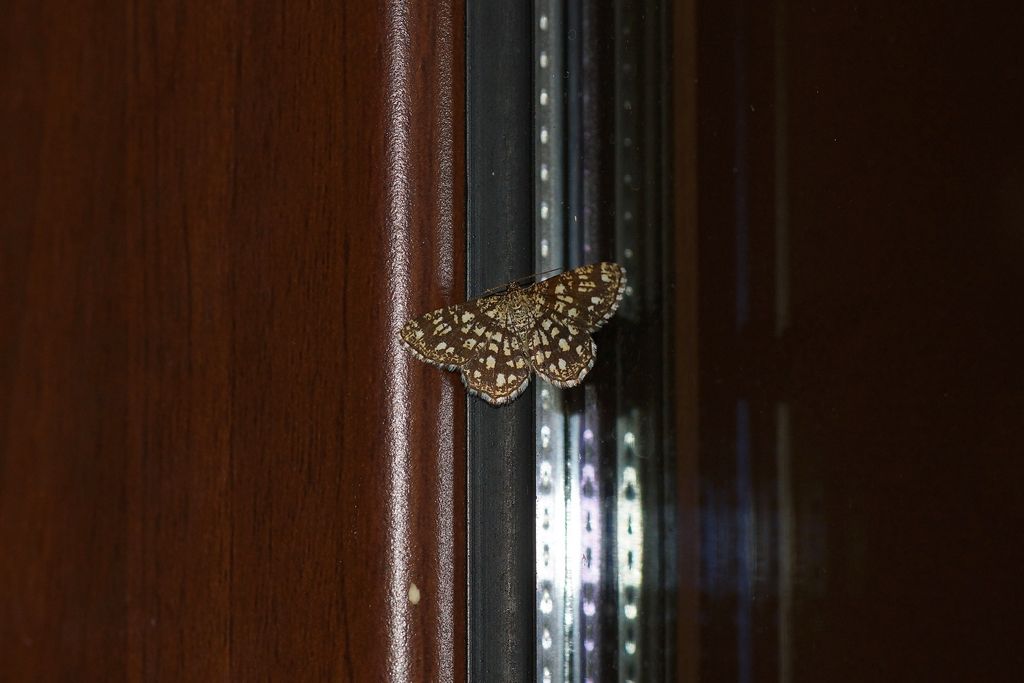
(381, 0), (467, 680)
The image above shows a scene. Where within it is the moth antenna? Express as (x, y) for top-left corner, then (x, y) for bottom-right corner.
(479, 266), (564, 296)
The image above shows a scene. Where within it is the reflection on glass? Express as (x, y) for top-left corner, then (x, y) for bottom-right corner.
(535, 1), (570, 682)
(537, 388), (568, 683)
(576, 397), (603, 682)
(617, 418), (643, 683)
(613, 1), (642, 678)
(534, 0), (671, 680)
(776, 402), (793, 683)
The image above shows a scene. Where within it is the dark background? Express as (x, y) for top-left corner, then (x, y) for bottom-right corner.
(689, 1), (1024, 680)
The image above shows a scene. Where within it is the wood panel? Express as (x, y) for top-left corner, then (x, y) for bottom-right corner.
(0, 1), (465, 680)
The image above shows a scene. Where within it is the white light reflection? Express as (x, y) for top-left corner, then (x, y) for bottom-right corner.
(614, 0), (644, 673)
(579, 457), (603, 681)
(574, 392), (605, 683)
(535, 303), (568, 683)
(535, 0), (569, 680)
(617, 416), (644, 681)
(383, 0), (413, 678)
(566, 419), (583, 658)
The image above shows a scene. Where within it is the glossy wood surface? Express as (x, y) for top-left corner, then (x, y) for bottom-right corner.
(0, 1), (465, 680)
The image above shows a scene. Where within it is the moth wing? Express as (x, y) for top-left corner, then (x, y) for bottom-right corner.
(400, 295), (533, 406)
(399, 301), (480, 369)
(527, 262), (627, 332)
(525, 316), (596, 389)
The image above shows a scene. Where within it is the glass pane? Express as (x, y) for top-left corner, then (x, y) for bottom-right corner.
(533, 0), (674, 680)
(528, 0), (1024, 680)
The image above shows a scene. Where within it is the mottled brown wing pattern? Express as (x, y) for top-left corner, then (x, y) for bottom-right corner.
(519, 262), (625, 389)
(526, 316), (596, 388)
(527, 262), (627, 332)
(399, 301), (478, 370)
(399, 295), (532, 405)
(458, 324), (531, 405)
(398, 262), (626, 406)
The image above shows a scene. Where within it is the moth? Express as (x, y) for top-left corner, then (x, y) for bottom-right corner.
(398, 262), (627, 406)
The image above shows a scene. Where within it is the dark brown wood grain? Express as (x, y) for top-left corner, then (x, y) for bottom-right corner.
(0, 1), (465, 680)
